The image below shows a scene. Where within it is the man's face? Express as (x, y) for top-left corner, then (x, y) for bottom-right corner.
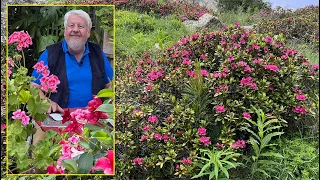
(64, 14), (90, 52)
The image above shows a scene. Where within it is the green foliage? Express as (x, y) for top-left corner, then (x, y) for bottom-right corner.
(269, 134), (319, 179)
(115, 11), (189, 59)
(242, 108), (284, 178)
(217, 0), (270, 12)
(192, 147), (242, 180)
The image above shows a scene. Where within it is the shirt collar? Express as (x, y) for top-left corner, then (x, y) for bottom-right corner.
(62, 39), (90, 56)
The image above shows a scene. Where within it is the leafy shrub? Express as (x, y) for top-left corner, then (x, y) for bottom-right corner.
(115, 11), (189, 58)
(255, 5), (319, 51)
(115, 22), (319, 178)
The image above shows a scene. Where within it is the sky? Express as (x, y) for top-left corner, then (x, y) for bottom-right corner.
(264, 0), (319, 10)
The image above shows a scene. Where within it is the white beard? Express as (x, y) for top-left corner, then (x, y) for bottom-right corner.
(66, 39), (86, 52)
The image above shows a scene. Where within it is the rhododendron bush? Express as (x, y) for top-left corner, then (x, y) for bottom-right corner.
(7, 31), (115, 174)
(115, 23), (319, 178)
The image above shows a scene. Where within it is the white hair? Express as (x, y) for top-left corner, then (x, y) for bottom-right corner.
(64, 9), (92, 30)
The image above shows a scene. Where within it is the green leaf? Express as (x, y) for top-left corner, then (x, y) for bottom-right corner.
(62, 159), (78, 173)
(97, 89), (114, 98)
(48, 144), (61, 157)
(91, 131), (112, 142)
(79, 141), (91, 150)
(37, 35), (59, 54)
(78, 152), (94, 174)
(260, 152), (284, 158)
(260, 132), (283, 150)
(18, 90), (31, 104)
(96, 104), (114, 113)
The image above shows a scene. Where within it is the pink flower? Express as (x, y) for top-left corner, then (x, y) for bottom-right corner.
(234, 22), (241, 28)
(12, 109), (30, 126)
(133, 157), (143, 165)
(180, 37), (188, 45)
(181, 50), (190, 57)
(253, 58), (263, 64)
(281, 54), (288, 60)
(140, 135), (148, 141)
(240, 77), (253, 86)
(292, 106), (307, 114)
(162, 134), (169, 142)
(239, 38), (246, 44)
(243, 112), (251, 119)
(182, 157), (192, 165)
(143, 125), (150, 132)
(296, 94), (306, 101)
(232, 139), (246, 149)
(40, 74), (60, 93)
(166, 117), (171, 122)
(223, 68), (229, 73)
(8, 31), (33, 50)
(265, 36), (273, 44)
(200, 136), (211, 146)
(312, 64), (319, 71)
(182, 58), (190, 65)
(148, 115), (158, 123)
(68, 135), (80, 144)
(228, 55), (235, 62)
(95, 150), (114, 174)
(1, 124), (6, 131)
(200, 54), (207, 59)
(252, 43), (260, 50)
(197, 127), (207, 136)
(264, 64), (279, 72)
(191, 33), (199, 40)
(153, 133), (162, 140)
(216, 105), (226, 113)
(186, 70), (196, 77)
(201, 69), (209, 76)
(33, 61), (47, 73)
(181, 16), (188, 21)
(251, 83), (258, 90)
(176, 165), (181, 170)
(244, 66), (252, 73)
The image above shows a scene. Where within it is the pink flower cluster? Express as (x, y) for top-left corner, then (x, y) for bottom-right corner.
(265, 36), (273, 44)
(253, 58), (263, 64)
(197, 127), (206, 136)
(242, 112), (251, 119)
(33, 61), (60, 93)
(232, 139), (246, 149)
(148, 115), (158, 123)
(1, 124), (6, 131)
(215, 85), (228, 94)
(213, 72), (227, 78)
(147, 69), (164, 81)
(240, 76), (257, 90)
(215, 105), (226, 113)
(264, 64), (279, 72)
(292, 106), (307, 114)
(296, 94), (306, 101)
(200, 136), (211, 146)
(8, 31), (33, 51)
(181, 157), (192, 165)
(12, 109), (30, 126)
(40, 75), (60, 93)
(133, 157), (143, 165)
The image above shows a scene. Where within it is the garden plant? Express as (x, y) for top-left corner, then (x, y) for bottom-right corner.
(1, 0), (319, 179)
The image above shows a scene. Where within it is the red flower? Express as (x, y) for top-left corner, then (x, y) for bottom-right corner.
(63, 119), (83, 135)
(47, 163), (63, 174)
(87, 96), (102, 112)
(95, 150), (114, 174)
(62, 108), (71, 124)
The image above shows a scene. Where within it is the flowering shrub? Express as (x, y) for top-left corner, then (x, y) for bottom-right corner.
(254, 5), (319, 51)
(115, 22), (319, 178)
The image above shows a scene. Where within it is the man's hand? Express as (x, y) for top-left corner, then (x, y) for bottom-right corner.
(47, 99), (64, 114)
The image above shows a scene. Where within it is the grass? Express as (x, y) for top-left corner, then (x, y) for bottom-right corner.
(286, 40), (319, 64)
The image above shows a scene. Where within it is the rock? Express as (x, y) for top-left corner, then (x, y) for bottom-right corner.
(183, 13), (224, 31)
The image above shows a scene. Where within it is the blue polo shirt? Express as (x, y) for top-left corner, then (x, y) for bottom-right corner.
(31, 40), (114, 108)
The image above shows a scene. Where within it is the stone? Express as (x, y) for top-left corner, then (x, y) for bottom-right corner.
(183, 13), (224, 31)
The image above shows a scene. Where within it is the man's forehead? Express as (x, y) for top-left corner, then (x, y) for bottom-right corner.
(67, 15), (87, 24)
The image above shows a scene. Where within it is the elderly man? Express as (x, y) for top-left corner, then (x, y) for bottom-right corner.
(31, 9), (113, 113)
